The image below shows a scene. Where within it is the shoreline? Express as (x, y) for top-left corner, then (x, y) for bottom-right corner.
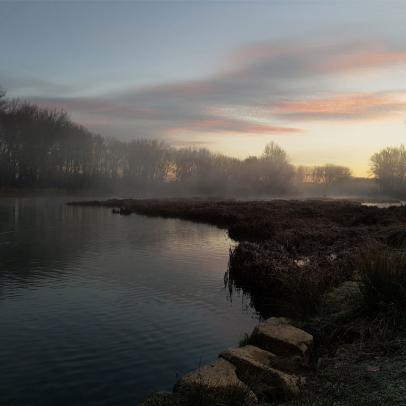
(2, 187), (402, 203)
(69, 198), (406, 405)
(68, 198), (406, 317)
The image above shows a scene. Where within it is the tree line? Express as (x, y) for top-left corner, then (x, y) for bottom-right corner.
(0, 93), (295, 194)
(0, 91), (403, 197)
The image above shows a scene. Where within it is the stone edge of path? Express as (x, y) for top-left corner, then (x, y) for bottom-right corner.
(140, 317), (314, 405)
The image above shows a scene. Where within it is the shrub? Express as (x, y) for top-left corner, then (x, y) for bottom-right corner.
(386, 227), (406, 248)
(358, 246), (406, 311)
(228, 241), (352, 319)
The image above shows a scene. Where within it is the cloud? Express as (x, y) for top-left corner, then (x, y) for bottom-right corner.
(228, 40), (406, 78)
(169, 139), (214, 148)
(0, 73), (79, 98)
(272, 93), (406, 121)
(322, 47), (406, 74)
(22, 37), (406, 143)
(34, 97), (157, 120)
(173, 116), (302, 134)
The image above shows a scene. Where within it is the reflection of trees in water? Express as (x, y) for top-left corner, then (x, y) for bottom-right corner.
(223, 267), (255, 317)
(0, 199), (112, 294)
(224, 265), (270, 319)
(0, 198), (229, 296)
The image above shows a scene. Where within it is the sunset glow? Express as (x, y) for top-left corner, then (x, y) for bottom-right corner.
(1, 1), (406, 174)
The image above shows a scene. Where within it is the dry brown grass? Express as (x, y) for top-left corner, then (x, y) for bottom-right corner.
(69, 199), (406, 318)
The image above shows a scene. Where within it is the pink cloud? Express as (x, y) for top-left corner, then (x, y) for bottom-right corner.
(175, 117), (302, 134)
(27, 39), (406, 141)
(230, 40), (406, 76)
(272, 93), (406, 121)
(323, 49), (406, 73)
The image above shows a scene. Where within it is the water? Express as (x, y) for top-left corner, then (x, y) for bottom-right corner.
(361, 201), (405, 208)
(0, 197), (257, 406)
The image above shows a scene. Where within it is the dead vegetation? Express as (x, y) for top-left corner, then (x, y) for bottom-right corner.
(70, 198), (406, 405)
(69, 198), (406, 319)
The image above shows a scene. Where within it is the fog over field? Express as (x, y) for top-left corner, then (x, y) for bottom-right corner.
(1, 91), (406, 199)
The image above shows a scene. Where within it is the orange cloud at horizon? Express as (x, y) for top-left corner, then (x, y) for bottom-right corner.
(273, 93), (406, 120)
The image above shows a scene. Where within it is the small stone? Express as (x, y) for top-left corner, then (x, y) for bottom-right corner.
(220, 345), (302, 400)
(174, 358), (257, 405)
(250, 317), (313, 363)
(366, 366), (380, 373)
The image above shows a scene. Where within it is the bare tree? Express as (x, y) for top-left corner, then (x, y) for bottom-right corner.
(370, 146), (406, 196)
(310, 164), (352, 187)
(0, 91), (351, 197)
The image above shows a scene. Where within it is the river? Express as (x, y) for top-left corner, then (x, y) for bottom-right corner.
(0, 197), (257, 405)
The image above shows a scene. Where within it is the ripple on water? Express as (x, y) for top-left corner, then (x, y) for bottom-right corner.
(0, 198), (258, 405)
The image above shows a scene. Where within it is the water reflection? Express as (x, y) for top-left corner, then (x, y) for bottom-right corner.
(0, 197), (257, 406)
(361, 201), (405, 208)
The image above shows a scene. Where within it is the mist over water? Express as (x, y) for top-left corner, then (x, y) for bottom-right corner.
(0, 198), (257, 406)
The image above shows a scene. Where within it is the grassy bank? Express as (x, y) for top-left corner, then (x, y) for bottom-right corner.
(69, 199), (406, 316)
(69, 198), (406, 405)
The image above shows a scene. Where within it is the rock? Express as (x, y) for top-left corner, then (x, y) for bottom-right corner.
(250, 317), (313, 363)
(220, 345), (302, 400)
(174, 358), (257, 405)
(223, 344), (304, 374)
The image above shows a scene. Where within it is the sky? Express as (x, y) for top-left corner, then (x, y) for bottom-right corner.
(1, 1), (406, 176)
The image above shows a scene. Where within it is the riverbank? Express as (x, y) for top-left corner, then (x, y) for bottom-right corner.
(69, 198), (406, 405)
(69, 198), (406, 315)
(141, 317), (314, 406)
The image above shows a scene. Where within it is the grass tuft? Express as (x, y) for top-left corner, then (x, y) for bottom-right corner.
(358, 245), (406, 312)
(238, 332), (252, 347)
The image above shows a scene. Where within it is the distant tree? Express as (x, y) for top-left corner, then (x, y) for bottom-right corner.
(239, 156), (260, 187)
(295, 166), (314, 184)
(172, 148), (209, 182)
(125, 139), (169, 185)
(259, 142), (295, 193)
(311, 164), (352, 187)
(0, 87), (7, 186)
(262, 142), (288, 162)
(0, 87), (6, 111)
(0, 90), (361, 197)
(370, 146), (406, 196)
